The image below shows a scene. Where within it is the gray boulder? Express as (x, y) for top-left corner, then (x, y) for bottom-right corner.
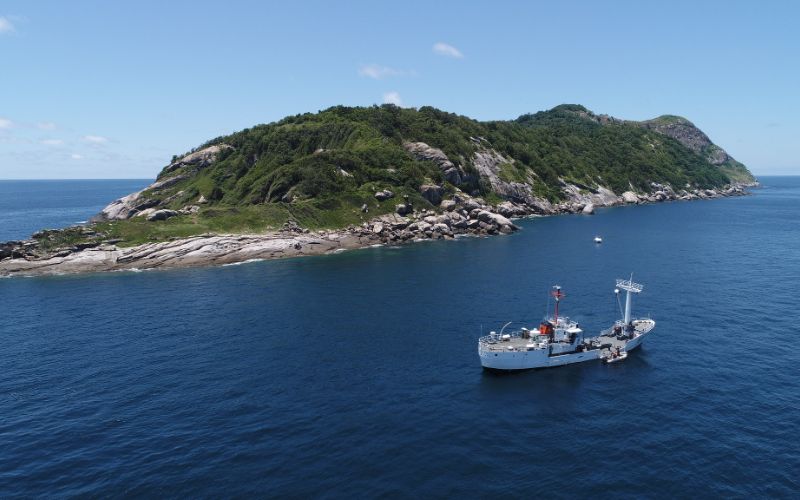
(476, 210), (511, 227)
(147, 209), (179, 222)
(179, 205), (201, 215)
(496, 201), (529, 218)
(621, 191), (639, 204)
(419, 184), (444, 206)
(582, 203), (595, 215)
(414, 221), (432, 233)
(374, 189), (394, 201)
(496, 201), (516, 217)
(462, 198), (482, 211)
(134, 208), (157, 219)
(440, 200), (457, 211)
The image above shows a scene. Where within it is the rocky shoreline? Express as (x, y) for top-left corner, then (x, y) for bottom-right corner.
(0, 183), (753, 278)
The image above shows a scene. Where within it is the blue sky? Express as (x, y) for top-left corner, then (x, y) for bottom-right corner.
(1, 0), (798, 179)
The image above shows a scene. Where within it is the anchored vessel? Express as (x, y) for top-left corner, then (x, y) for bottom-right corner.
(478, 278), (655, 370)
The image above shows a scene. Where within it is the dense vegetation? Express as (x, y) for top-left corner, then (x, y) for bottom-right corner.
(511, 105), (734, 193)
(155, 104), (750, 212)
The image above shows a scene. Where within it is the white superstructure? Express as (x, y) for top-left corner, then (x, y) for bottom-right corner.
(478, 278), (655, 370)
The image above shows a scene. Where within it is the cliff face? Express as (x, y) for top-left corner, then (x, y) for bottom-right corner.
(94, 104), (756, 223)
(641, 115), (755, 183)
(641, 115), (727, 161)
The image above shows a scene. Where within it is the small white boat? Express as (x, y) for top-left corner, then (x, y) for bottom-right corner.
(594, 236), (603, 243)
(604, 350), (628, 363)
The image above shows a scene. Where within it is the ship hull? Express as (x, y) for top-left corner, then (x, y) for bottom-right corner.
(479, 348), (602, 370)
(623, 319), (656, 352)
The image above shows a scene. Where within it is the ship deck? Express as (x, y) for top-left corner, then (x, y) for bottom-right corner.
(481, 320), (654, 354)
(595, 335), (628, 349)
(479, 336), (547, 352)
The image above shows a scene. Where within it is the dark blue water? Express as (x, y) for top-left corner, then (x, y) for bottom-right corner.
(1, 178), (799, 497)
(0, 180), (151, 241)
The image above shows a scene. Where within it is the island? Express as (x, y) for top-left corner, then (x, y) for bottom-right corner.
(0, 104), (756, 277)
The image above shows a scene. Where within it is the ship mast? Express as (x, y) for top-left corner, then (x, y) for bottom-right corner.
(551, 285), (565, 326)
(616, 276), (643, 325)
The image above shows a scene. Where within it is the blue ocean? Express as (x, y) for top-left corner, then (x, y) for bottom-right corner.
(1, 178), (798, 497)
(0, 180), (151, 242)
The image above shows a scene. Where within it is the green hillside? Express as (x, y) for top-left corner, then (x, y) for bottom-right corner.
(159, 104), (750, 206)
(82, 104), (754, 245)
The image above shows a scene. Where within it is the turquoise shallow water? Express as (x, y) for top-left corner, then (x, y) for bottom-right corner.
(1, 178), (799, 497)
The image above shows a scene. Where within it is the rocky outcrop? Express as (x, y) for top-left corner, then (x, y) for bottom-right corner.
(0, 241), (21, 260)
(96, 189), (160, 221)
(472, 149), (539, 207)
(403, 142), (465, 185)
(495, 201), (530, 218)
(561, 184), (618, 208)
(94, 145), (231, 221)
(639, 116), (753, 182)
(475, 210), (514, 229)
(641, 117), (714, 156)
(621, 191), (639, 204)
(374, 189), (394, 201)
(162, 144), (233, 175)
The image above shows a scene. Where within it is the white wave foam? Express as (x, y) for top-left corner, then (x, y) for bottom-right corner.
(222, 258), (265, 267)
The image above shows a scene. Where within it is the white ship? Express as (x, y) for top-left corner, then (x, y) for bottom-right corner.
(478, 278), (655, 370)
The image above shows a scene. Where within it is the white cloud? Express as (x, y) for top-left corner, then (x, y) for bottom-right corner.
(0, 117), (13, 129)
(38, 122), (57, 130)
(82, 135), (108, 144)
(358, 64), (406, 79)
(0, 17), (14, 34)
(70, 153), (83, 160)
(433, 42), (464, 59)
(41, 139), (64, 146)
(383, 91), (402, 106)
